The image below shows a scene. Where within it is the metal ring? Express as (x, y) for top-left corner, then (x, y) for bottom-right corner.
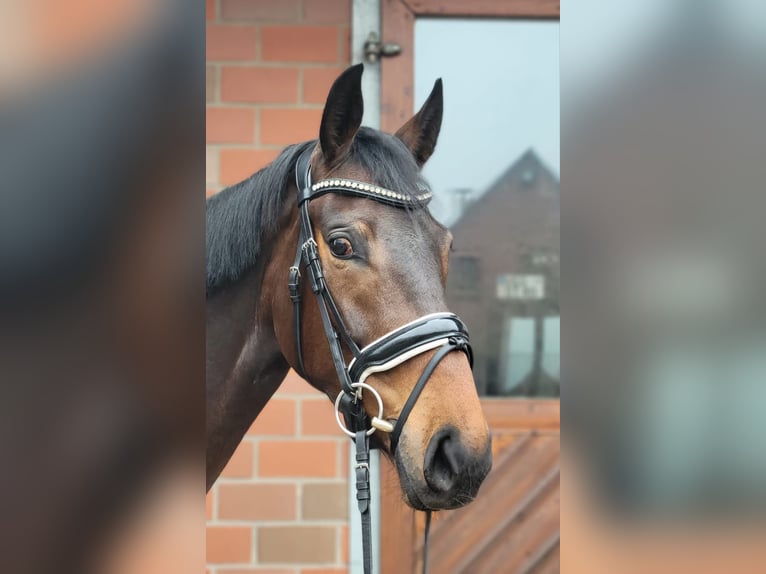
(334, 382), (384, 438)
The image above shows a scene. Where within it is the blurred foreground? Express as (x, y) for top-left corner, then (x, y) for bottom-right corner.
(562, 0), (766, 572)
(0, 1), (204, 572)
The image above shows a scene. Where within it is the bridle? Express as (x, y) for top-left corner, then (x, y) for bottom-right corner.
(286, 146), (473, 574)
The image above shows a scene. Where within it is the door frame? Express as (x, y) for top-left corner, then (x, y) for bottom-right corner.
(380, 0), (560, 132)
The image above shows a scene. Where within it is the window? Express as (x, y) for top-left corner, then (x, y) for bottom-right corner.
(450, 255), (480, 292)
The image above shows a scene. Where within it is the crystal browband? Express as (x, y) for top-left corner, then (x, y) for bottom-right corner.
(310, 178), (433, 206)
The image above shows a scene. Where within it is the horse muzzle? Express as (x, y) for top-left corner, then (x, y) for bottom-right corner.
(397, 426), (492, 510)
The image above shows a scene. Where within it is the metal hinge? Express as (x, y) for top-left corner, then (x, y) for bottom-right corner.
(363, 32), (402, 63)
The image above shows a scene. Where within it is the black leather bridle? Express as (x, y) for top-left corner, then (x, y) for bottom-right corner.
(287, 146), (473, 574)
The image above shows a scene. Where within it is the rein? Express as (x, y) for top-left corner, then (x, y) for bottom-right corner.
(287, 147), (473, 574)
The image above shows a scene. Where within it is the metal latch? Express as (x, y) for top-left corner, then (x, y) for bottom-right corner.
(363, 32), (402, 63)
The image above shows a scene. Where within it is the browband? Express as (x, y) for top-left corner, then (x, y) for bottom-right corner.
(295, 145), (433, 208)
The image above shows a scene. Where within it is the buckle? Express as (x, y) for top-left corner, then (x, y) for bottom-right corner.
(301, 239), (324, 293)
(287, 266), (301, 302)
(355, 461), (370, 485)
(301, 238), (318, 255)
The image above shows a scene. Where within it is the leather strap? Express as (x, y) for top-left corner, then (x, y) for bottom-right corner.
(355, 430), (372, 574)
(389, 336), (468, 455)
(423, 510), (432, 574)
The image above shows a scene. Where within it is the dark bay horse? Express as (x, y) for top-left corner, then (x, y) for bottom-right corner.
(206, 64), (491, 511)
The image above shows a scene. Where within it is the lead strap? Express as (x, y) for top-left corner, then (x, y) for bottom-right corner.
(423, 509), (432, 574)
(354, 430), (373, 574)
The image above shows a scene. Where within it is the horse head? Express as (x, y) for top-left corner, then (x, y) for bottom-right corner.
(267, 65), (491, 510)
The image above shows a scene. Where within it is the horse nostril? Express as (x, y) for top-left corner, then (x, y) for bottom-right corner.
(424, 427), (465, 493)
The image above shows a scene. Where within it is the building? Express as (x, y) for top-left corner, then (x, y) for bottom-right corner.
(447, 149), (560, 398)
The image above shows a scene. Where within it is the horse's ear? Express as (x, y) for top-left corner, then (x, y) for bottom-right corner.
(395, 78), (443, 167)
(319, 63), (364, 165)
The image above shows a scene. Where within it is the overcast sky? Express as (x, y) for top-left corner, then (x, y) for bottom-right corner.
(414, 18), (560, 223)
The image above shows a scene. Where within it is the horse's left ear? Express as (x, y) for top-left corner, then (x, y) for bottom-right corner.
(395, 78), (443, 167)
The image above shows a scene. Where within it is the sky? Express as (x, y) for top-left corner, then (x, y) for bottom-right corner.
(414, 18), (560, 224)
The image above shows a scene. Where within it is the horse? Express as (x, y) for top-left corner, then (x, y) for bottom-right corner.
(205, 64), (491, 517)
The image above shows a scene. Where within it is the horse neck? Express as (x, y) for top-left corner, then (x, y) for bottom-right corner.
(205, 223), (295, 489)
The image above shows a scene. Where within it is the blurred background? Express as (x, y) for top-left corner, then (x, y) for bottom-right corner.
(563, 0), (766, 572)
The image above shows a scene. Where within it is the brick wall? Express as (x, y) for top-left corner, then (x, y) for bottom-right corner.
(206, 0), (350, 195)
(206, 1), (352, 572)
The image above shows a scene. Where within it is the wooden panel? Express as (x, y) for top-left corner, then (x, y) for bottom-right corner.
(402, 0), (560, 18)
(381, 0), (415, 132)
(382, 425), (560, 573)
(380, 455), (416, 573)
(482, 398), (560, 431)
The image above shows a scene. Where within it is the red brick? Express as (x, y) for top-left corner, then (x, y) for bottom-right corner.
(218, 483), (296, 520)
(222, 0), (299, 21)
(341, 524), (349, 563)
(277, 370), (317, 394)
(220, 440), (254, 477)
(340, 27), (350, 63)
(302, 67), (343, 104)
(303, 0), (350, 24)
(206, 526), (252, 563)
(206, 24), (258, 61)
(301, 569), (347, 574)
(260, 108), (323, 145)
(258, 526), (335, 563)
(262, 26), (337, 63)
(221, 66), (298, 103)
(207, 188), (219, 197)
(259, 441), (336, 477)
(248, 398), (296, 436)
(219, 148), (279, 185)
(301, 398), (338, 436)
(206, 65), (217, 102)
(302, 483), (347, 519)
(207, 107), (255, 144)
(206, 0), (216, 20)
(339, 441), (349, 476)
(206, 148), (219, 185)
(206, 491), (214, 520)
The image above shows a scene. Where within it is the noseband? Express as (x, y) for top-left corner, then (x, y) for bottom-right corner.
(287, 146), (472, 574)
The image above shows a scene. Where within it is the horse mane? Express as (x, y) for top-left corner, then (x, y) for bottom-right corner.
(205, 128), (429, 297)
(206, 141), (311, 296)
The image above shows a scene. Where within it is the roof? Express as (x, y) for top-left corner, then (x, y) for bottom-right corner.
(450, 148), (559, 229)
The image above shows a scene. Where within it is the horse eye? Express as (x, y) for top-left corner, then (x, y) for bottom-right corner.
(329, 237), (354, 258)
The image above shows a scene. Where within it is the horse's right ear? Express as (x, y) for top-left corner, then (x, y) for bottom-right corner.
(319, 64), (364, 166)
